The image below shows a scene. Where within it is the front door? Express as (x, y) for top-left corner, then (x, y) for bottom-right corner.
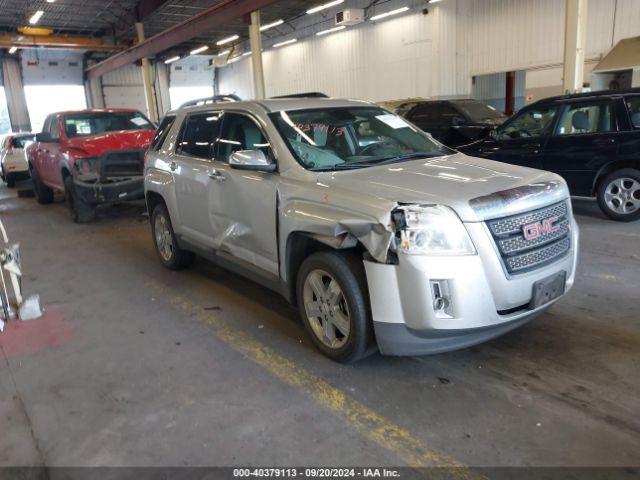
(208, 112), (279, 276)
(171, 111), (222, 247)
(479, 103), (560, 168)
(541, 99), (618, 196)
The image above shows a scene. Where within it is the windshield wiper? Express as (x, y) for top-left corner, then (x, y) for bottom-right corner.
(377, 152), (448, 165)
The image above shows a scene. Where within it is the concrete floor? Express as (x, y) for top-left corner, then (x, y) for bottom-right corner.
(0, 181), (638, 470)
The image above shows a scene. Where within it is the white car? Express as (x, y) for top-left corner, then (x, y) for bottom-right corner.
(1, 133), (35, 187)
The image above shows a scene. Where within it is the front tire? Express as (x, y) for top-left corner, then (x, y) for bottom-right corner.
(31, 167), (54, 204)
(597, 168), (640, 222)
(296, 251), (375, 363)
(151, 203), (195, 270)
(64, 176), (95, 223)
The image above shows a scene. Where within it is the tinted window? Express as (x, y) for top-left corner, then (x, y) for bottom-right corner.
(149, 115), (176, 151)
(63, 111), (154, 138)
(217, 113), (269, 163)
(440, 103), (462, 125)
(407, 103), (440, 125)
(499, 105), (558, 140)
(626, 96), (640, 129)
(453, 101), (506, 122)
(555, 102), (612, 136)
(176, 112), (221, 158)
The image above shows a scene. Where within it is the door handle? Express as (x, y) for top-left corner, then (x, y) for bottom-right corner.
(169, 161), (177, 171)
(592, 138), (615, 145)
(208, 169), (226, 181)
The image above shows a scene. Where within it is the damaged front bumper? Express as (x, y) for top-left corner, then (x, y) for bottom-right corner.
(74, 176), (144, 205)
(364, 218), (579, 356)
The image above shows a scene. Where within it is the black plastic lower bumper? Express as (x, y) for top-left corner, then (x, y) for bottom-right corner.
(74, 177), (144, 205)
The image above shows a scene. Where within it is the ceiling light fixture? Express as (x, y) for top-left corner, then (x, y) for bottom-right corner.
(242, 51), (252, 56)
(273, 38), (297, 48)
(217, 49), (230, 57)
(216, 34), (239, 46)
(260, 19), (284, 32)
(316, 25), (346, 36)
(190, 45), (209, 55)
(9, 46), (18, 54)
(370, 6), (410, 21)
(164, 56), (180, 64)
(29, 10), (44, 25)
(306, 0), (344, 15)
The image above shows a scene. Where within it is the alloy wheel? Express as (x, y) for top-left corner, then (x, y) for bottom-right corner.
(604, 177), (640, 215)
(154, 213), (174, 262)
(302, 269), (351, 350)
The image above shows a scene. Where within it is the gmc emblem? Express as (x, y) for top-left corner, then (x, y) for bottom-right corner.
(523, 216), (560, 241)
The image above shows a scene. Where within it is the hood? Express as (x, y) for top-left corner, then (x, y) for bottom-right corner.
(65, 130), (154, 156)
(316, 153), (569, 222)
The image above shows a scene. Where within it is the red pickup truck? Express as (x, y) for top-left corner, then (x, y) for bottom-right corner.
(26, 109), (155, 222)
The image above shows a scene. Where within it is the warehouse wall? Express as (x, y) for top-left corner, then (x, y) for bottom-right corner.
(218, 0), (640, 102)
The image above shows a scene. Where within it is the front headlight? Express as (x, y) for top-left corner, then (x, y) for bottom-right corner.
(394, 205), (476, 256)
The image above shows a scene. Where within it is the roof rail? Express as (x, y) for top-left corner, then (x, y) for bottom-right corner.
(270, 92), (329, 99)
(180, 94), (241, 108)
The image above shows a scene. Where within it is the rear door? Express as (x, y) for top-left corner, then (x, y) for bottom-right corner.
(171, 111), (222, 247)
(541, 99), (618, 195)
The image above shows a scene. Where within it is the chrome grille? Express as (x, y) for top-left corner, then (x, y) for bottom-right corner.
(487, 201), (571, 275)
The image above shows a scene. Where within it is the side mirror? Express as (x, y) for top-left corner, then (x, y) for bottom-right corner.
(35, 133), (56, 143)
(451, 115), (466, 127)
(489, 128), (499, 140)
(229, 150), (276, 172)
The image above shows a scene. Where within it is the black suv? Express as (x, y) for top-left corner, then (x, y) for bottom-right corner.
(461, 88), (640, 221)
(401, 99), (506, 148)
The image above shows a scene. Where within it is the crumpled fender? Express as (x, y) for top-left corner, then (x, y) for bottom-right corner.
(279, 197), (396, 268)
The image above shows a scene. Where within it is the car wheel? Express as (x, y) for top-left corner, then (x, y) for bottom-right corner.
(31, 167), (54, 204)
(597, 168), (640, 222)
(296, 251), (375, 363)
(5, 173), (15, 188)
(151, 203), (195, 270)
(64, 176), (95, 223)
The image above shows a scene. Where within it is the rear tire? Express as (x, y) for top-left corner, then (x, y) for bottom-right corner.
(5, 174), (15, 188)
(296, 251), (375, 363)
(31, 167), (54, 204)
(64, 176), (95, 223)
(596, 168), (640, 222)
(151, 203), (195, 270)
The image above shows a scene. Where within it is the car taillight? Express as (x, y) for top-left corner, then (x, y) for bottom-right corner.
(6, 137), (13, 154)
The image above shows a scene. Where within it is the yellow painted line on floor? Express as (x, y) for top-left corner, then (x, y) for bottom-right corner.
(147, 280), (482, 480)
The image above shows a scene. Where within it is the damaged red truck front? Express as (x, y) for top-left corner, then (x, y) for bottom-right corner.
(26, 109), (156, 222)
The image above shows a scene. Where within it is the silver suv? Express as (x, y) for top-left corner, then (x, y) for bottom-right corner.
(144, 98), (579, 362)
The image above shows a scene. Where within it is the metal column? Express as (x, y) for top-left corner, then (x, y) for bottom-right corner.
(136, 22), (159, 123)
(1, 58), (31, 132)
(248, 10), (266, 100)
(562, 0), (588, 94)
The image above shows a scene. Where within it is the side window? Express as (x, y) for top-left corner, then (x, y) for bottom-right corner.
(626, 97), (640, 129)
(217, 113), (270, 163)
(49, 116), (60, 141)
(555, 102), (612, 136)
(176, 112), (221, 159)
(498, 105), (558, 140)
(41, 115), (52, 135)
(440, 103), (462, 126)
(149, 115), (176, 151)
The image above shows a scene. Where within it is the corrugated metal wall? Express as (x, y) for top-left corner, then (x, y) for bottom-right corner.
(217, 0), (640, 102)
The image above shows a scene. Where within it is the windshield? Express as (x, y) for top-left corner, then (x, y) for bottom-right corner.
(63, 112), (154, 138)
(269, 107), (453, 171)
(453, 101), (506, 122)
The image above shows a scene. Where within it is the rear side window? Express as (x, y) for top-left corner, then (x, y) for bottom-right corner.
(626, 97), (640, 129)
(555, 102), (612, 136)
(176, 112), (222, 159)
(149, 115), (175, 151)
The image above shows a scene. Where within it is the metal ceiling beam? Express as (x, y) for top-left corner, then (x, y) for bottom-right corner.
(87, 0), (277, 79)
(0, 34), (125, 51)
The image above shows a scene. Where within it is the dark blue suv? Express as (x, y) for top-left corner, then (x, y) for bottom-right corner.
(461, 88), (640, 221)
